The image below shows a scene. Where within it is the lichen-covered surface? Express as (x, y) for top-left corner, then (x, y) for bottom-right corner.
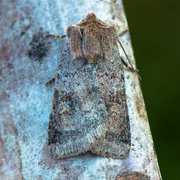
(0, 0), (162, 179)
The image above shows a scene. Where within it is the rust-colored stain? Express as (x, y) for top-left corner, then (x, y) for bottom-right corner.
(116, 172), (150, 180)
(113, 114), (117, 121)
(63, 111), (67, 116)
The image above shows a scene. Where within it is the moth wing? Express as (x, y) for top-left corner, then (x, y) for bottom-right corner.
(48, 43), (106, 158)
(91, 45), (131, 158)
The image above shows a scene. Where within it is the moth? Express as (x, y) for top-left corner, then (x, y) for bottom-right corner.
(48, 13), (138, 159)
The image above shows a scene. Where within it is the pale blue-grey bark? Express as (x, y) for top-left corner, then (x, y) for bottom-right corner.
(0, 0), (161, 179)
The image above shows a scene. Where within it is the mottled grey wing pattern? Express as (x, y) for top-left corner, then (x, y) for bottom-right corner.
(48, 43), (107, 158)
(48, 42), (130, 159)
(91, 46), (131, 158)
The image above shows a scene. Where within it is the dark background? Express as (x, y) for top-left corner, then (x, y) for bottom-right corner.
(123, 0), (180, 179)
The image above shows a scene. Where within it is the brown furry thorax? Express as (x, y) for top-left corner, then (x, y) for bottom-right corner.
(66, 12), (118, 63)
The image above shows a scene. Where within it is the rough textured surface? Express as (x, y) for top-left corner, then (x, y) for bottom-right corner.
(0, 0), (162, 179)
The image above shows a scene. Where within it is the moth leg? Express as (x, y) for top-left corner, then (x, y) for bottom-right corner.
(45, 77), (55, 85)
(121, 57), (138, 72)
(121, 57), (141, 79)
(119, 29), (129, 36)
(121, 58), (142, 79)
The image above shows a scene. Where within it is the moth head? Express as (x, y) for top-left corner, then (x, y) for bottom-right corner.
(77, 12), (97, 25)
(85, 12), (97, 20)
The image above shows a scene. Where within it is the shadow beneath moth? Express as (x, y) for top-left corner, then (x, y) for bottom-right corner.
(48, 13), (138, 159)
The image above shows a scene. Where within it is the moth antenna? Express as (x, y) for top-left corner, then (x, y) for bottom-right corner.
(46, 33), (67, 39)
